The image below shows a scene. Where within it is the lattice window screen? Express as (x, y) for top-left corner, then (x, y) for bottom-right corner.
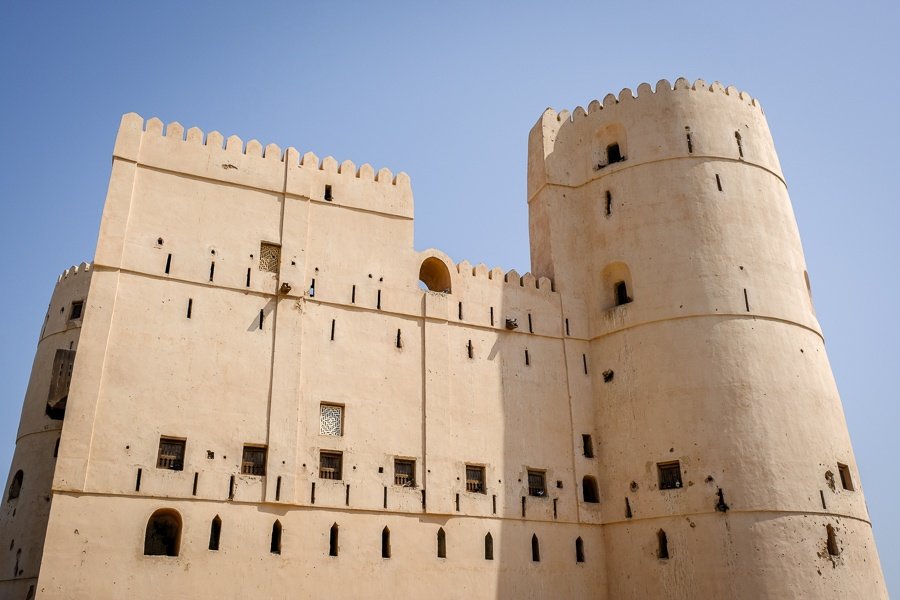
(259, 242), (281, 273)
(320, 405), (343, 436)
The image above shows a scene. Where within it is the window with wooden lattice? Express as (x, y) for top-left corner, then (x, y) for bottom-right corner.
(241, 445), (267, 476)
(465, 465), (486, 493)
(258, 242), (280, 274)
(394, 459), (415, 487)
(157, 437), (185, 471)
(319, 404), (343, 436)
(527, 470), (546, 497)
(319, 451), (342, 480)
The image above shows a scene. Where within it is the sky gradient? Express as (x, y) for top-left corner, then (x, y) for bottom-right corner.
(1, 1), (897, 592)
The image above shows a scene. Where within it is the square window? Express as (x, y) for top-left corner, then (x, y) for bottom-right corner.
(157, 437), (185, 471)
(465, 465), (486, 494)
(258, 242), (281, 274)
(319, 404), (343, 436)
(241, 445), (267, 476)
(527, 470), (547, 497)
(319, 451), (343, 480)
(837, 463), (854, 491)
(658, 461), (682, 490)
(69, 301), (84, 320)
(394, 459), (415, 487)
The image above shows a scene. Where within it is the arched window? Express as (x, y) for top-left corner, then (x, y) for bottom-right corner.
(208, 515), (221, 551)
(270, 520), (282, 554)
(575, 537), (585, 563)
(329, 523), (339, 557)
(531, 534), (540, 562)
(826, 524), (840, 557)
(436, 527), (446, 558)
(7, 470), (23, 502)
(143, 509), (182, 556)
(418, 257), (452, 293)
(381, 527), (391, 559)
(484, 532), (494, 560)
(657, 529), (669, 559)
(582, 476), (600, 503)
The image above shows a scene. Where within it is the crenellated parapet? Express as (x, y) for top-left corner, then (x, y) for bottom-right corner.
(528, 78), (781, 197)
(114, 114), (412, 218)
(56, 262), (92, 284)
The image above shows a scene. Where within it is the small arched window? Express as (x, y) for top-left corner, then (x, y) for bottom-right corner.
(657, 529), (669, 559)
(7, 470), (23, 502)
(208, 515), (221, 551)
(582, 476), (600, 504)
(614, 281), (631, 306)
(531, 534), (540, 562)
(381, 527), (391, 559)
(437, 527), (446, 558)
(329, 523), (339, 557)
(484, 532), (494, 560)
(575, 537), (585, 563)
(143, 509), (182, 556)
(271, 520), (282, 554)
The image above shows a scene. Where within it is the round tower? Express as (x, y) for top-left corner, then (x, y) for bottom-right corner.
(527, 78), (887, 598)
(0, 263), (92, 599)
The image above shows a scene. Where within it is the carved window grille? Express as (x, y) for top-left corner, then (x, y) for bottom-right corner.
(465, 465), (486, 494)
(46, 349), (75, 420)
(156, 437), (185, 471)
(319, 404), (343, 436)
(258, 242), (281, 274)
(394, 459), (415, 487)
(527, 470), (546, 497)
(658, 461), (682, 490)
(319, 451), (342, 480)
(241, 445), (267, 476)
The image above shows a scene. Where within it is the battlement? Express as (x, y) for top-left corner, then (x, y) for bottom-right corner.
(114, 113), (413, 218)
(548, 78), (761, 124)
(56, 262), (92, 284)
(454, 259), (554, 293)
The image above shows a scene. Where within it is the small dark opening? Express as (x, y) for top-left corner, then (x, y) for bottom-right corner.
(330, 319), (335, 341)
(458, 301), (463, 320)
(275, 476), (282, 501)
(582, 353), (588, 375)
(270, 520), (282, 554)
(531, 534), (540, 562)
(607, 143), (622, 164)
(826, 524), (840, 556)
(53, 438), (60, 458)
(7, 470), (23, 501)
(528, 313), (533, 333)
(605, 191), (612, 216)
(209, 262), (215, 282)
(735, 131), (744, 158)
(490, 306), (495, 326)
(455, 493), (460, 512)
(657, 529), (669, 559)
(602, 370), (614, 383)
(716, 174), (723, 192)
(246, 268), (251, 287)
(144, 509), (181, 556)
(310, 481), (316, 504)
(437, 527), (446, 558)
(582, 434), (594, 458)
(259, 309), (264, 329)
(492, 494), (497, 514)
(228, 475), (235, 499)
(165, 253), (172, 274)
(351, 285), (356, 304)
(686, 133), (693, 154)
(583, 476), (600, 503)
(135, 468), (142, 492)
(484, 532), (494, 560)
(396, 329), (402, 349)
(324, 184), (333, 201)
(381, 527), (391, 559)
(192, 472), (198, 496)
(576, 537), (585, 563)
(614, 281), (631, 306)
(625, 497), (632, 519)
(329, 523), (339, 556)
(553, 498), (558, 519)
(744, 288), (750, 312)
(467, 339), (474, 359)
(69, 301), (84, 320)
(345, 484), (350, 506)
(309, 279), (316, 297)
(525, 349), (530, 366)
(377, 290), (381, 310)
(521, 495), (526, 517)
(208, 515), (221, 551)
(837, 463), (854, 491)
(565, 318), (570, 336)
(658, 462), (683, 490)
(186, 299), (193, 319)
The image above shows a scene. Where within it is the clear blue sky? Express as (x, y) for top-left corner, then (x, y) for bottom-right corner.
(1, 1), (897, 592)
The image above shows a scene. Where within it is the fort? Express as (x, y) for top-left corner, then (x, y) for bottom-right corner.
(0, 78), (888, 598)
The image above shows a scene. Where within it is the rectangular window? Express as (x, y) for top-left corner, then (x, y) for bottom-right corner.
(258, 242), (281, 274)
(319, 451), (343, 480)
(582, 434), (594, 458)
(465, 465), (486, 494)
(156, 437), (186, 471)
(69, 300), (84, 320)
(527, 470), (547, 497)
(658, 461), (683, 490)
(319, 404), (344, 436)
(46, 348), (76, 420)
(837, 463), (854, 491)
(394, 458), (415, 487)
(241, 445), (267, 476)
